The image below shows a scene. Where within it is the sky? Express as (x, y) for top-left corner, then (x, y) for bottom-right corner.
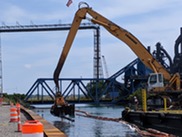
(0, 0), (182, 94)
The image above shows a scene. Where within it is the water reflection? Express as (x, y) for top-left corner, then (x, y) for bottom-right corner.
(93, 120), (103, 137)
(54, 120), (73, 134)
(34, 105), (140, 137)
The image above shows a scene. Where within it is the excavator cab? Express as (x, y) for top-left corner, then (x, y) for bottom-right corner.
(147, 73), (164, 91)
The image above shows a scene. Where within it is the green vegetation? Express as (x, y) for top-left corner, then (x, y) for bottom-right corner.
(86, 80), (106, 97)
(2, 93), (26, 104)
(127, 89), (143, 104)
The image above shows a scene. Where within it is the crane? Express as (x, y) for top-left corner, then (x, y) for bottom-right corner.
(102, 55), (109, 78)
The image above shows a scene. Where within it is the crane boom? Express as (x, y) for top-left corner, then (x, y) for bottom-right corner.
(53, 5), (180, 91)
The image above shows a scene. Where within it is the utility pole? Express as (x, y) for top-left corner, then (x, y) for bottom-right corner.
(0, 34), (3, 96)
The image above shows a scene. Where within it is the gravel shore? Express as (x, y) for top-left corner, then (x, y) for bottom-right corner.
(0, 105), (27, 137)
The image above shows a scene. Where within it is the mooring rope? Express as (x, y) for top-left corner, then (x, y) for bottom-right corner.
(75, 109), (175, 137)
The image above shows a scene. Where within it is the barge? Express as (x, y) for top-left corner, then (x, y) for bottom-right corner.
(122, 109), (182, 136)
(122, 89), (182, 136)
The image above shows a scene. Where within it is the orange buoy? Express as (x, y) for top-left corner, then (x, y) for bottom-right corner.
(10, 106), (18, 122)
(22, 120), (43, 137)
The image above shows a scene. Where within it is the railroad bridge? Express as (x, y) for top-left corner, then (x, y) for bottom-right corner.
(24, 58), (150, 104)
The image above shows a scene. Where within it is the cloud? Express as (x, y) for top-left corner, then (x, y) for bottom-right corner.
(24, 64), (32, 69)
(0, 1), (75, 24)
(1, 5), (26, 23)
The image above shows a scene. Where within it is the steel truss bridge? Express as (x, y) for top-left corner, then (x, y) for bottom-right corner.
(24, 58), (149, 104)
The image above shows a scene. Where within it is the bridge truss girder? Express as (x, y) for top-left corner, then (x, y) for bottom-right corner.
(24, 58), (149, 104)
(24, 78), (127, 104)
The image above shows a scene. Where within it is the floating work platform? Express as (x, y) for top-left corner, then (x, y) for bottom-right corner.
(122, 109), (182, 136)
(122, 89), (182, 136)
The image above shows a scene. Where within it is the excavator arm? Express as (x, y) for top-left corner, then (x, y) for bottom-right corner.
(53, 13), (82, 91)
(53, 5), (180, 91)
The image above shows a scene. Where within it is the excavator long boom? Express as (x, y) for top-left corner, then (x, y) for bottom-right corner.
(53, 6), (178, 91)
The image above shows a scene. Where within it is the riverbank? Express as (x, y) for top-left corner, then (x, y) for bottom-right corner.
(0, 102), (67, 137)
(0, 105), (27, 137)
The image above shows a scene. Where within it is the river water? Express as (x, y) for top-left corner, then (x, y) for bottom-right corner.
(33, 104), (141, 137)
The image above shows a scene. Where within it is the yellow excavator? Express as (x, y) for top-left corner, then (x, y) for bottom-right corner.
(53, 2), (182, 111)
